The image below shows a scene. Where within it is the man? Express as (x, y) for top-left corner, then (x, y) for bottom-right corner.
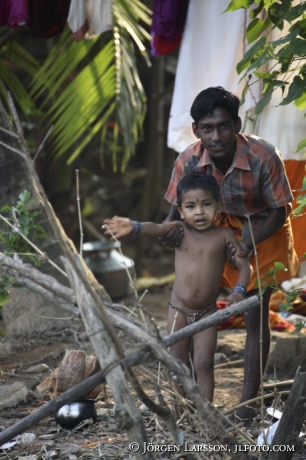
(164, 86), (299, 425)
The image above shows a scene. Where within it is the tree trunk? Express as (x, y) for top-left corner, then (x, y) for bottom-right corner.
(0, 100), (110, 336)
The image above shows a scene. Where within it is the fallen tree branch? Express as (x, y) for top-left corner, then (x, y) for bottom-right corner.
(4, 268), (79, 316)
(0, 296), (259, 458)
(0, 253), (76, 303)
(62, 255), (154, 460)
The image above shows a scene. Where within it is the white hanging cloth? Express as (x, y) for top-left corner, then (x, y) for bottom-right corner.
(67, 0), (113, 41)
(167, 0), (262, 153)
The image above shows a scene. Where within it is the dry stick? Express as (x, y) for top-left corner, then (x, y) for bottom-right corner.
(0, 126), (19, 138)
(104, 224), (148, 329)
(0, 139), (26, 157)
(75, 169), (84, 258)
(3, 269), (79, 316)
(246, 214), (265, 428)
(106, 304), (256, 457)
(7, 92), (29, 155)
(222, 391), (290, 416)
(32, 125), (54, 163)
(0, 253), (74, 303)
(0, 297), (259, 450)
(62, 255), (154, 460)
(214, 359), (244, 369)
(0, 214), (67, 278)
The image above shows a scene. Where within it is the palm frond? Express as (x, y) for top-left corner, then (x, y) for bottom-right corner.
(30, 0), (152, 170)
(0, 28), (39, 115)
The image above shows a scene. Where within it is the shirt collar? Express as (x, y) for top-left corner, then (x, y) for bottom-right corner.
(197, 134), (251, 171)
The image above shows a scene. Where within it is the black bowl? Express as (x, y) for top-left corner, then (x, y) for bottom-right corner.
(55, 399), (97, 430)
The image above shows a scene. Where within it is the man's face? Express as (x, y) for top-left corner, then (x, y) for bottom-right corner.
(192, 108), (241, 164)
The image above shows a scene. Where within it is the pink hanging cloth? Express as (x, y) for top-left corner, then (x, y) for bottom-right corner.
(0, 0), (29, 27)
(151, 0), (189, 56)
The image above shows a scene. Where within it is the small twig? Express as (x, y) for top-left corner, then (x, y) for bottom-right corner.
(246, 213), (265, 426)
(0, 213), (67, 278)
(0, 139), (26, 157)
(214, 359), (244, 369)
(75, 169), (84, 258)
(34, 315), (79, 321)
(7, 92), (29, 155)
(32, 125), (54, 162)
(222, 390), (290, 416)
(0, 126), (19, 138)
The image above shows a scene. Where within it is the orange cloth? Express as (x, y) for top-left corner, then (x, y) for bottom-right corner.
(285, 159), (306, 258)
(215, 215), (299, 291)
(270, 289), (306, 315)
(217, 301), (297, 332)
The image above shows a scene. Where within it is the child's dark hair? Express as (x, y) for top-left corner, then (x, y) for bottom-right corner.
(190, 86), (240, 125)
(177, 172), (219, 206)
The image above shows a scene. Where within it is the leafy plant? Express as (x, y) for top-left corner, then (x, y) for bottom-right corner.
(0, 190), (46, 331)
(226, 0), (306, 330)
(225, 0), (306, 117)
(0, 190), (46, 265)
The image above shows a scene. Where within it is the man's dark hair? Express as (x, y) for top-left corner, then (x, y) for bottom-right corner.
(190, 86), (240, 124)
(177, 172), (219, 206)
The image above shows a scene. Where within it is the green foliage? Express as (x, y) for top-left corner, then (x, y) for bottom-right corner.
(0, 191), (46, 327)
(0, 190), (46, 265)
(0, 28), (39, 116)
(29, 0), (151, 171)
(226, 0), (306, 114)
(227, 1), (306, 298)
(292, 174), (306, 215)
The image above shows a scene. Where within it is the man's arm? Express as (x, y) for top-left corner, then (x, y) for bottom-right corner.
(226, 230), (253, 305)
(103, 216), (182, 239)
(239, 206), (287, 256)
(164, 205), (182, 222)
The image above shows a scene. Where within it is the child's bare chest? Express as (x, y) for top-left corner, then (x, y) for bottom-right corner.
(179, 229), (225, 258)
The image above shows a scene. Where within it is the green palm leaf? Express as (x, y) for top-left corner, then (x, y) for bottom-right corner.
(30, 0), (152, 170)
(0, 28), (39, 115)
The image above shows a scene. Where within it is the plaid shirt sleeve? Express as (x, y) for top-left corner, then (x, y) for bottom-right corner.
(260, 147), (293, 208)
(164, 155), (185, 205)
(164, 141), (202, 205)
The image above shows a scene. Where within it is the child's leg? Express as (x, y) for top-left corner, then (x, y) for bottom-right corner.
(192, 325), (218, 402)
(167, 307), (191, 416)
(167, 306), (191, 372)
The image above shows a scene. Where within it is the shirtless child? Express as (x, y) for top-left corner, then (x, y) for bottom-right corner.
(103, 172), (252, 403)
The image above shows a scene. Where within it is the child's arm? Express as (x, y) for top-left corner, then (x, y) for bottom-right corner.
(103, 216), (183, 240)
(224, 230), (253, 306)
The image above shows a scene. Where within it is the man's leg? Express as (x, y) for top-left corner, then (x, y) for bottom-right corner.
(234, 287), (273, 424)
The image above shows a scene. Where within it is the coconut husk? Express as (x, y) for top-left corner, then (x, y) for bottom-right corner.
(36, 350), (102, 400)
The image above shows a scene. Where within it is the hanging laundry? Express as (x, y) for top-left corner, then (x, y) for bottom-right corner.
(0, 0), (29, 28)
(151, 0), (189, 56)
(67, 0), (113, 42)
(167, 0), (262, 153)
(28, 0), (71, 38)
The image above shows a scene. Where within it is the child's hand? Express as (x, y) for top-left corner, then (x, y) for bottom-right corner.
(102, 216), (132, 239)
(226, 292), (245, 306)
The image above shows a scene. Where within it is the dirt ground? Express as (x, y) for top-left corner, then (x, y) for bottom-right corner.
(1, 278), (305, 460)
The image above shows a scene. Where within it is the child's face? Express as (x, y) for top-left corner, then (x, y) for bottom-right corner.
(178, 188), (218, 231)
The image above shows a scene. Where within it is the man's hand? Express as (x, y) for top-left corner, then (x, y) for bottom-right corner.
(226, 242), (253, 268)
(160, 225), (184, 248)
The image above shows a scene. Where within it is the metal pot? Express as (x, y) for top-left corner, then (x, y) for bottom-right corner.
(83, 240), (134, 299)
(55, 399), (97, 430)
